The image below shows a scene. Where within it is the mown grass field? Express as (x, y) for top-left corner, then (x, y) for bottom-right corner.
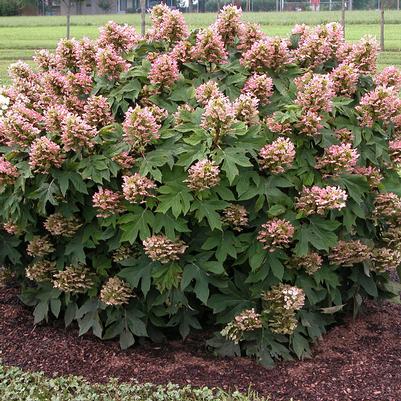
(0, 10), (400, 84)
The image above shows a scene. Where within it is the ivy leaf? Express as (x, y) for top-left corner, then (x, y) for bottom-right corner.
(181, 262), (211, 304)
(202, 230), (238, 263)
(152, 262), (183, 293)
(339, 174), (370, 203)
(214, 147), (253, 185)
(294, 217), (340, 255)
(191, 199), (227, 231)
(120, 329), (135, 350)
(156, 182), (193, 218)
(119, 207), (155, 243)
(28, 180), (59, 215)
(118, 256), (154, 297)
(153, 212), (190, 239)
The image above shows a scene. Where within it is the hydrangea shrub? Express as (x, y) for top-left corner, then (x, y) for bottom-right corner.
(1, 5), (401, 365)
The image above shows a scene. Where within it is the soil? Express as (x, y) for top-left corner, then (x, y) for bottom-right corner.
(1, 285), (401, 401)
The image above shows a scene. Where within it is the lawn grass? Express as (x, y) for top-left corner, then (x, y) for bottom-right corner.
(0, 10), (400, 85)
(0, 363), (270, 401)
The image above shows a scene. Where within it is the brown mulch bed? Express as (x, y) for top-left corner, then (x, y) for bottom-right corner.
(1, 286), (401, 401)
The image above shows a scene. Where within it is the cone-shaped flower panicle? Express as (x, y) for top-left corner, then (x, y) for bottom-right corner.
(122, 105), (161, 151)
(44, 213), (82, 237)
(100, 277), (134, 306)
(200, 95), (235, 135)
(233, 94), (259, 126)
(222, 204), (248, 232)
(0, 156), (19, 186)
(296, 185), (348, 215)
(213, 4), (242, 46)
(221, 308), (262, 344)
(61, 114), (97, 152)
(289, 252), (323, 275)
(122, 173), (156, 203)
(143, 234), (187, 264)
(329, 240), (372, 266)
(257, 218), (295, 252)
(259, 137), (296, 174)
(185, 159), (220, 192)
(149, 54), (179, 88)
(53, 265), (94, 294)
(242, 73), (274, 105)
(315, 143), (359, 176)
(98, 21), (139, 53)
(26, 260), (56, 283)
(27, 236), (55, 257)
(375, 66), (401, 91)
(95, 45), (130, 79)
(84, 95), (113, 128)
(92, 188), (125, 217)
(191, 27), (228, 65)
(240, 37), (292, 71)
(29, 137), (64, 173)
(195, 81), (222, 106)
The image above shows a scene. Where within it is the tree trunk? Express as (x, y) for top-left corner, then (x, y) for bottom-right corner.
(380, 0), (385, 51)
(341, 0), (346, 35)
(189, 0), (193, 12)
(140, 0), (146, 36)
(66, 0), (71, 39)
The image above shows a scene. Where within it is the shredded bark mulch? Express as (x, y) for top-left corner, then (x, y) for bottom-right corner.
(1, 285), (401, 401)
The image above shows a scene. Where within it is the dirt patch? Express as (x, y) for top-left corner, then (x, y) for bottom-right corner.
(1, 286), (401, 401)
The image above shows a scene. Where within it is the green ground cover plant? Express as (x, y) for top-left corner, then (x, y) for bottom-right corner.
(1, 5), (401, 366)
(0, 363), (268, 401)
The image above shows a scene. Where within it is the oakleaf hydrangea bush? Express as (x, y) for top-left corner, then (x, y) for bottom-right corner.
(1, 5), (401, 365)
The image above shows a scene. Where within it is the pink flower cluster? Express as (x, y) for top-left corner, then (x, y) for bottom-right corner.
(373, 192), (401, 221)
(353, 166), (383, 188)
(222, 204), (248, 232)
(0, 156), (19, 185)
(143, 234), (187, 264)
(258, 137), (296, 174)
(83, 95), (113, 128)
(213, 4), (242, 46)
(149, 54), (179, 88)
(315, 143), (359, 176)
(195, 81), (222, 106)
(375, 66), (401, 91)
(29, 137), (64, 173)
(185, 159), (220, 192)
(330, 62), (359, 97)
(295, 111), (323, 137)
(339, 36), (379, 75)
(122, 106), (161, 152)
(200, 96), (235, 135)
(147, 3), (189, 44)
(241, 37), (292, 71)
(55, 38), (80, 71)
(388, 140), (401, 167)
(294, 22), (345, 69)
(237, 23), (265, 53)
(95, 45), (130, 79)
(233, 94), (259, 126)
(265, 114), (292, 135)
(92, 188), (125, 217)
(0, 103), (42, 148)
(295, 73), (335, 114)
(242, 73), (274, 105)
(98, 21), (139, 53)
(356, 86), (401, 127)
(122, 173), (156, 203)
(61, 114), (96, 152)
(112, 151), (136, 171)
(329, 240), (371, 266)
(334, 128), (354, 143)
(191, 27), (228, 65)
(296, 186), (348, 215)
(257, 218), (295, 252)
